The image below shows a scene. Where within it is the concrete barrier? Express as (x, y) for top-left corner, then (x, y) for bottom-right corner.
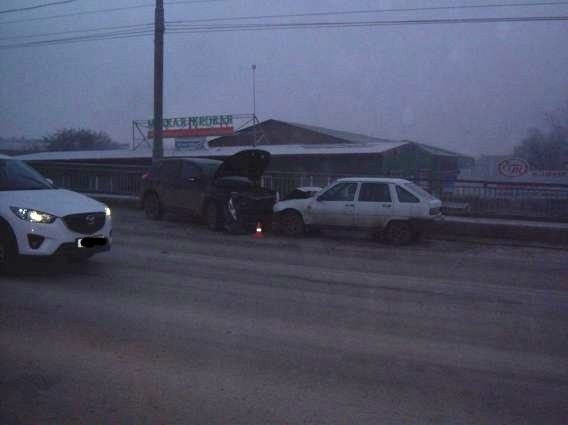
(428, 217), (568, 246)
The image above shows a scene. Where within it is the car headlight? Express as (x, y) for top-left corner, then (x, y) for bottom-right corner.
(105, 206), (111, 217)
(10, 207), (57, 224)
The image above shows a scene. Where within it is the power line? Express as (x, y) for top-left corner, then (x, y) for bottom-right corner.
(167, 1), (568, 25)
(0, 23), (153, 41)
(3, 1), (567, 41)
(0, 0), (225, 25)
(0, 29), (153, 49)
(1, 14), (567, 50)
(2, 0), (568, 25)
(167, 15), (568, 33)
(0, 0), (77, 15)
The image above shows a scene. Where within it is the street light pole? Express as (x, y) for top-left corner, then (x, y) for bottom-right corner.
(252, 64), (256, 147)
(153, 0), (165, 162)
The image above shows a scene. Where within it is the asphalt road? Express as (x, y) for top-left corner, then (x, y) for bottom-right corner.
(1, 207), (568, 425)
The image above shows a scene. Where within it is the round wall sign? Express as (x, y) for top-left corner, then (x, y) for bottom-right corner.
(498, 158), (529, 177)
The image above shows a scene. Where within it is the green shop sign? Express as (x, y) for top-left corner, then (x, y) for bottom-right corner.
(147, 114), (234, 139)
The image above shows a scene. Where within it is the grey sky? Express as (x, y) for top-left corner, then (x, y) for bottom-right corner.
(1, 0), (568, 156)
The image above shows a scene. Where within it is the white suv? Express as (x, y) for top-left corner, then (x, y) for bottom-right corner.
(0, 154), (112, 271)
(273, 177), (443, 244)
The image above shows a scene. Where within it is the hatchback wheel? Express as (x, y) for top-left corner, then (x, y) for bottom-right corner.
(384, 221), (414, 245)
(143, 192), (163, 220)
(280, 211), (304, 237)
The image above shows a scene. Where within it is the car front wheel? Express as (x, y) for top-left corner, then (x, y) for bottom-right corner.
(383, 221), (414, 245)
(0, 226), (18, 273)
(143, 192), (163, 220)
(279, 210), (305, 237)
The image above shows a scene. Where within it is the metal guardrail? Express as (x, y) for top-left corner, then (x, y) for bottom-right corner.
(34, 163), (147, 196)
(32, 163), (568, 220)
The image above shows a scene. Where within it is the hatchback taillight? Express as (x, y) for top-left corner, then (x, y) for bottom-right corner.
(141, 170), (152, 180)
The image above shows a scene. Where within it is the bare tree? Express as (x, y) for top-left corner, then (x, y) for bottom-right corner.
(514, 103), (568, 170)
(44, 128), (120, 151)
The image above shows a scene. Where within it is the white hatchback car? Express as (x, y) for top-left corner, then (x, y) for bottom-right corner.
(0, 154), (112, 271)
(273, 177), (443, 244)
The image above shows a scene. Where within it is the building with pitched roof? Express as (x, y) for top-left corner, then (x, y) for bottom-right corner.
(18, 119), (474, 183)
(208, 119), (473, 178)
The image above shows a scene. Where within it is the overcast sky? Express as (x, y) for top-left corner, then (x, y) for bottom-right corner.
(1, 0), (567, 156)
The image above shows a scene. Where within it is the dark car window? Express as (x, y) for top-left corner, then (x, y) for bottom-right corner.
(160, 161), (180, 184)
(318, 182), (358, 202)
(396, 185), (420, 203)
(358, 183), (391, 202)
(200, 162), (221, 178)
(0, 159), (53, 191)
(180, 162), (201, 180)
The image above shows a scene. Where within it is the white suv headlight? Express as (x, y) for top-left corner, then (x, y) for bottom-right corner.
(10, 207), (57, 224)
(105, 206), (111, 217)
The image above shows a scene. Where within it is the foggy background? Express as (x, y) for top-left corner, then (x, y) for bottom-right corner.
(1, 0), (567, 156)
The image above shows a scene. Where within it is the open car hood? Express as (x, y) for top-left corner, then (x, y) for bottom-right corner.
(214, 149), (271, 181)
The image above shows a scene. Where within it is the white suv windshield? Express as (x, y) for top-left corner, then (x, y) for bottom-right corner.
(0, 159), (53, 191)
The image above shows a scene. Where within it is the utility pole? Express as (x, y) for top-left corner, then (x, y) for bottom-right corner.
(252, 64), (257, 147)
(153, 0), (165, 161)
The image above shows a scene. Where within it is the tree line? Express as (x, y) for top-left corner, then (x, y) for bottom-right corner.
(513, 105), (568, 170)
(0, 128), (122, 154)
(1, 107), (567, 170)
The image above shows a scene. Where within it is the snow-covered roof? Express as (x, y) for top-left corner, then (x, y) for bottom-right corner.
(16, 149), (154, 161)
(207, 141), (406, 156)
(16, 141), (407, 162)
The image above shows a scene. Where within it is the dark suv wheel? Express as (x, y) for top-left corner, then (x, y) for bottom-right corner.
(206, 202), (222, 231)
(143, 192), (163, 220)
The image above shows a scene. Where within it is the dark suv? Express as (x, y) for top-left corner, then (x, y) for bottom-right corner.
(140, 149), (276, 233)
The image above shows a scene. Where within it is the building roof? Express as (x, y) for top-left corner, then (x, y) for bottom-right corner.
(16, 149), (154, 161)
(206, 142), (407, 156)
(283, 121), (396, 145)
(209, 119), (471, 159)
(407, 141), (467, 157)
(209, 119), (398, 148)
(16, 141), (408, 162)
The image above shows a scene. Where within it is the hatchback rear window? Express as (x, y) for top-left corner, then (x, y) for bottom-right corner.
(396, 185), (420, 203)
(403, 182), (436, 200)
